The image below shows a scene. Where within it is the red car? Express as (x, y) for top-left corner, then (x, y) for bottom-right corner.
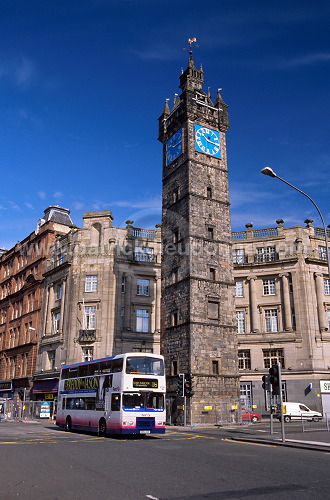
(241, 408), (261, 423)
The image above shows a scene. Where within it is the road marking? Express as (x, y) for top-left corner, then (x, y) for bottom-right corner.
(222, 438), (277, 448)
(161, 431), (215, 440)
(146, 495), (159, 500)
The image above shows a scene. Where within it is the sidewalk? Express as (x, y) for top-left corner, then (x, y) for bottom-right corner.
(225, 421), (330, 452)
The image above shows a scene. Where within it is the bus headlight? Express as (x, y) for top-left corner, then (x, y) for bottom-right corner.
(122, 421), (134, 427)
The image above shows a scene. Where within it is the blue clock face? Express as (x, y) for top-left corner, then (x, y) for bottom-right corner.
(166, 128), (182, 165)
(195, 125), (221, 158)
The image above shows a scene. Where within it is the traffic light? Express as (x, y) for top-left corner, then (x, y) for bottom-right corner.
(18, 389), (24, 401)
(177, 374), (184, 396)
(269, 364), (280, 396)
(184, 374), (194, 397)
(262, 374), (271, 392)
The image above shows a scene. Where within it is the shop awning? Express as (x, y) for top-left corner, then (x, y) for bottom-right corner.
(33, 379), (59, 394)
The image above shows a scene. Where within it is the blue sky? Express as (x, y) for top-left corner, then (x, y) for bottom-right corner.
(1, 0), (330, 248)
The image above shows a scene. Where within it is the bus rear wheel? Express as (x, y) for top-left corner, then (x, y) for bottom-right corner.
(98, 418), (107, 437)
(65, 416), (72, 432)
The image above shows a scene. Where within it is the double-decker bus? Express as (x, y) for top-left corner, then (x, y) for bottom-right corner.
(56, 353), (166, 436)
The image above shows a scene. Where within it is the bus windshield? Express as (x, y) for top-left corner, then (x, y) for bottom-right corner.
(126, 356), (164, 376)
(122, 392), (165, 411)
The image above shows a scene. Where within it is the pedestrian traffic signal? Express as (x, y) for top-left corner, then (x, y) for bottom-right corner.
(269, 364), (280, 396)
(184, 374), (194, 397)
(177, 374), (184, 397)
(262, 374), (271, 392)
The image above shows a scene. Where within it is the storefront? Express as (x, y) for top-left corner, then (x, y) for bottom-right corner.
(0, 380), (14, 400)
(32, 378), (59, 401)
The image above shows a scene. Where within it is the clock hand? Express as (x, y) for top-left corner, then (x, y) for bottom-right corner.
(201, 133), (219, 146)
(168, 141), (182, 148)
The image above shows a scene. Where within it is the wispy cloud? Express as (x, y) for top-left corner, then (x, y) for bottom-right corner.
(272, 52), (330, 70)
(53, 192), (63, 200)
(0, 56), (37, 87)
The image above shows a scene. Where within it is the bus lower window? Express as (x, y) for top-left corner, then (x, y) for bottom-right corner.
(111, 394), (120, 411)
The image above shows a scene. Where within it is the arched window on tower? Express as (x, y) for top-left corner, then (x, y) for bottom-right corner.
(91, 223), (102, 247)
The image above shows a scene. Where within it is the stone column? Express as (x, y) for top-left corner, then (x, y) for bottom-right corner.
(124, 274), (132, 330)
(248, 277), (259, 332)
(315, 272), (327, 331)
(59, 279), (66, 334)
(45, 285), (55, 334)
(155, 277), (161, 333)
(280, 273), (292, 331)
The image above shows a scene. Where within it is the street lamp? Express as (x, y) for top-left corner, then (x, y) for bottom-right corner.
(261, 166), (330, 281)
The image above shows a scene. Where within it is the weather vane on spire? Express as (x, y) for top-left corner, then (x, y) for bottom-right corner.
(183, 37), (198, 57)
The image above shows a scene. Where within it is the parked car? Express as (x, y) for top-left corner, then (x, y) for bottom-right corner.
(276, 402), (323, 423)
(241, 408), (261, 423)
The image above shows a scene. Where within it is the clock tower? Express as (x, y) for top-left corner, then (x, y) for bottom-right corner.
(158, 45), (239, 425)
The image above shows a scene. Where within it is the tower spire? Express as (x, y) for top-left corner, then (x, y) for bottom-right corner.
(180, 38), (203, 91)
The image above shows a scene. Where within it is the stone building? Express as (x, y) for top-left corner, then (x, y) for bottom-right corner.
(159, 48), (240, 425)
(0, 206), (74, 402)
(233, 219), (330, 415)
(33, 211), (161, 399)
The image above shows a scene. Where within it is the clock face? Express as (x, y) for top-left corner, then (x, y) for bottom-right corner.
(166, 128), (182, 165)
(195, 125), (221, 158)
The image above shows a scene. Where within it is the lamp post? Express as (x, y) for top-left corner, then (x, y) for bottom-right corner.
(261, 166), (330, 281)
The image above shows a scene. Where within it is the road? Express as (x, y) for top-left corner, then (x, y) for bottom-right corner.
(0, 421), (329, 499)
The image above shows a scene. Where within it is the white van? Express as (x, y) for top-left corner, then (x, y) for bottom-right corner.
(277, 402), (323, 423)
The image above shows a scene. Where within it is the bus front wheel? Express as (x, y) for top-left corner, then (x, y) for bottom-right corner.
(98, 418), (107, 437)
(65, 416), (72, 432)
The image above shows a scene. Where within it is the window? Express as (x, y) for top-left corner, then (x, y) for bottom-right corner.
(173, 229), (179, 244)
(206, 187), (212, 199)
(85, 275), (98, 292)
(236, 311), (245, 333)
(328, 309), (330, 329)
(121, 275), (126, 293)
(135, 247), (154, 262)
(172, 360), (178, 376)
(212, 360), (219, 375)
(173, 188), (179, 203)
(209, 267), (216, 281)
(171, 311), (178, 326)
(48, 350), (56, 371)
(137, 279), (150, 296)
(233, 248), (245, 264)
(240, 382), (252, 408)
(265, 309), (278, 332)
(82, 346), (94, 362)
(324, 278), (330, 295)
(256, 246), (277, 263)
(238, 350), (251, 370)
(53, 311), (61, 334)
(318, 246), (330, 260)
(56, 283), (63, 300)
(136, 309), (149, 332)
(263, 279), (276, 295)
(172, 269), (178, 284)
(208, 300), (219, 319)
(235, 280), (244, 297)
(83, 306), (96, 329)
(207, 227), (214, 240)
(263, 348), (284, 369)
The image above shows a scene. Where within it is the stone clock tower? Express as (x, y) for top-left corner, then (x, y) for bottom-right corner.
(158, 46), (239, 425)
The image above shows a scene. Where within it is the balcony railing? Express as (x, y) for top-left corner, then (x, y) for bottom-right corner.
(78, 330), (96, 342)
(134, 253), (155, 263)
(132, 229), (157, 239)
(254, 253), (279, 263)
